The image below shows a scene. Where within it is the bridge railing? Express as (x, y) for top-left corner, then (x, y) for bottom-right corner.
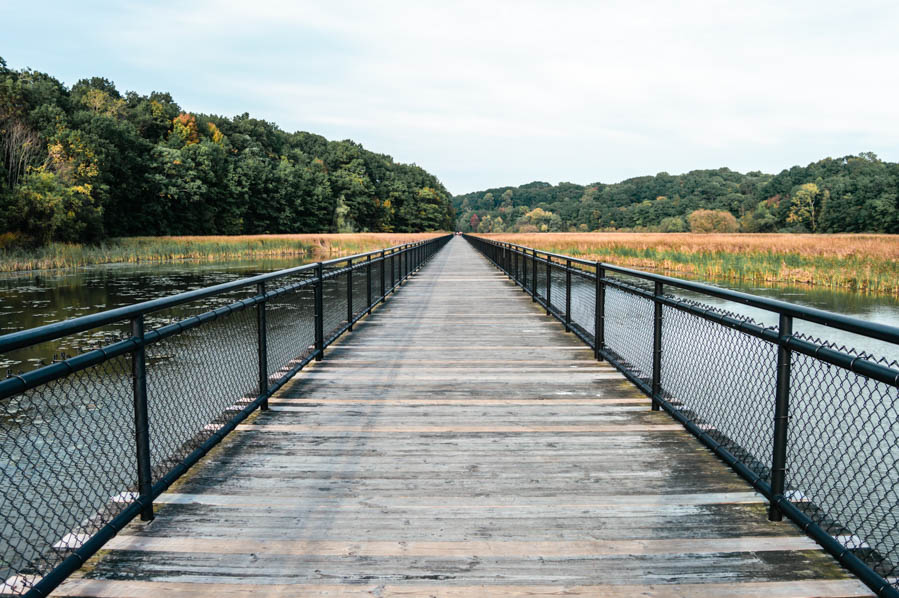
(465, 233), (899, 598)
(0, 234), (451, 597)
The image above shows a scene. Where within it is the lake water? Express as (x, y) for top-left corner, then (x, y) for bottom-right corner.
(0, 257), (312, 371)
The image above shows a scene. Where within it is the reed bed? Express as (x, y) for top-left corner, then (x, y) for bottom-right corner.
(478, 233), (899, 296)
(0, 233), (442, 272)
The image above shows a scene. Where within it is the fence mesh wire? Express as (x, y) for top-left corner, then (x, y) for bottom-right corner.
(145, 306), (258, 481)
(660, 300), (778, 480)
(468, 236), (899, 592)
(322, 267), (348, 343)
(603, 283), (654, 381)
(547, 261), (568, 319)
(788, 335), (899, 581)
(569, 269), (596, 343)
(371, 258), (383, 303)
(266, 284), (316, 382)
(0, 355), (134, 594)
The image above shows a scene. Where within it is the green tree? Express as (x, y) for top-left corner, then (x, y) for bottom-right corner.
(687, 209), (739, 233)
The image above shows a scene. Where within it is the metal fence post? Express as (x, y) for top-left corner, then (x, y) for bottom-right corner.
(256, 281), (268, 410)
(532, 249), (537, 301)
(595, 264), (604, 360)
(314, 262), (324, 361)
(564, 259), (572, 332)
(380, 250), (386, 303)
(651, 281), (663, 411)
(545, 255), (552, 316)
(366, 254), (373, 314)
(390, 249), (396, 290)
(130, 315), (154, 522)
(346, 258), (354, 331)
(769, 313), (793, 521)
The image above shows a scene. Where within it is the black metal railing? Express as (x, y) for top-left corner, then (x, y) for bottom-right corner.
(0, 235), (451, 597)
(465, 234), (899, 598)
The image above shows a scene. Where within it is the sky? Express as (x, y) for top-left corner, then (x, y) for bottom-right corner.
(2, 0), (899, 195)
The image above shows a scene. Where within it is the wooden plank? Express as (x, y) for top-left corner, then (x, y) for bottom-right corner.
(52, 580), (875, 598)
(266, 398), (651, 406)
(149, 491), (765, 508)
(101, 535), (821, 557)
(234, 424), (685, 433)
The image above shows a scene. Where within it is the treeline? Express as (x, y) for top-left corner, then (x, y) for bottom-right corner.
(454, 153), (899, 234)
(0, 57), (454, 246)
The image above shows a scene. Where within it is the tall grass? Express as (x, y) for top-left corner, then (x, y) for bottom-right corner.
(0, 233), (443, 272)
(479, 232), (899, 296)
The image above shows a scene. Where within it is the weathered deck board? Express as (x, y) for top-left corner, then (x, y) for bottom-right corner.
(54, 238), (872, 597)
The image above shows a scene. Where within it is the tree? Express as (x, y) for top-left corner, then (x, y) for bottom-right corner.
(658, 216), (686, 232)
(786, 183), (822, 232)
(687, 209), (739, 233)
(12, 169), (102, 244)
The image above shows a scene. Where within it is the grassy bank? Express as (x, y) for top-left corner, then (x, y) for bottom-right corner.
(0, 233), (443, 272)
(478, 233), (899, 296)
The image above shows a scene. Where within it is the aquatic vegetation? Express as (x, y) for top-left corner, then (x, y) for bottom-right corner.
(0, 233), (441, 272)
(478, 232), (899, 296)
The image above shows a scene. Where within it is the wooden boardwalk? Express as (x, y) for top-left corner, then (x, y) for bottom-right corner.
(55, 238), (872, 597)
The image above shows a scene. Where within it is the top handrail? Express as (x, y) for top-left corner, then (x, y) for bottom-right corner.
(0, 239), (436, 354)
(467, 234), (899, 346)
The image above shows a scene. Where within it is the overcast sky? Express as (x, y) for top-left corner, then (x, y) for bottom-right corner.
(3, 0), (898, 194)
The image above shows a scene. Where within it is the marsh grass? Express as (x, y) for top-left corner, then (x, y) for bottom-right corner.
(479, 232), (899, 296)
(0, 233), (442, 272)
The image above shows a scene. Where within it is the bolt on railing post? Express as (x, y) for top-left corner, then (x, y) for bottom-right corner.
(380, 250), (386, 303)
(651, 281), (663, 411)
(314, 262), (324, 361)
(769, 313), (793, 521)
(531, 249), (537, 302)
(256, 281), (268, 411)
(346, 258), (354, 332)
(366, 254), (373, 314)
(595, 264), (605, 360)
(564, 259), (572, 332)
(545, 255), (552, 316)
(130, 315), (154, 522)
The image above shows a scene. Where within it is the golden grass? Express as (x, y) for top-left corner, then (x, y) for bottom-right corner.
(0, 233), (444, 272)
(477, 233), (899, 296)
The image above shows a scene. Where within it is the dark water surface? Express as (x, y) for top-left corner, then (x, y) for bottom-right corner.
(0, 257), (311, 371)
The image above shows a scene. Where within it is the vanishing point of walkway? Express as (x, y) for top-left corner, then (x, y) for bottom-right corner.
(55, 239), (871, 597)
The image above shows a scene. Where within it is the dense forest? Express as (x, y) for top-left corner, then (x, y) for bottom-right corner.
(0, 57), (454, 247)
(454, 153), (899, 234)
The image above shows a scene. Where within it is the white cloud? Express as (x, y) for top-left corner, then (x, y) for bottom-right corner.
(6, 0), (899, 192)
